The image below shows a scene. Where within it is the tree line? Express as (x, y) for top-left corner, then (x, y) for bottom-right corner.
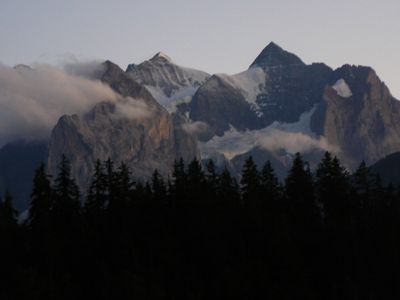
(1, 152), (400, 299)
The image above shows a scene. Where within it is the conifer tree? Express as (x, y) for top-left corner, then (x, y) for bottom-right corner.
(51, 155), (81, 231)
(151, 169), (167, 202)
(105, 157), (116, 202)
(352, 161), (375, 232)
(0, 190), (18, 230)
(107, 162), (133, 230)
(85, 160), (107, 215)
(240, 156), (260, 204)
(28, 163), (52, 249)
(171, 158), (187, 201)
(315, 152), (350, 226)
(115, 163), (133, 204)
(187, 158), (205, 202)
(260, 160), (281, 202)
(285, 153), (315, 214)
(205, 160), (218, 197)
(0, 191), (20, 299)
(259, 160), (283, 230)
(353, 161), (372, 195)
(285, 153), (319, 252)
(218, 167), (240, 206)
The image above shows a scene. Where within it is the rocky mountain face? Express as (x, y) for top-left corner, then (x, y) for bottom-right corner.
(188, 74), (261, 140)
(47, 43), (400, 190)
(185, 42), (333, 140)
(48, 61), (198, 190)
(126, 52), (209, 112)
(179, 42), (400, 174)
(370, 152), (400, 185)
(3, 42), (400, 210)
(312, 65), (400, 168)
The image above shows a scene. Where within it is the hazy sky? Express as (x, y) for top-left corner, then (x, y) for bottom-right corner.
(1, 0), (399, 97)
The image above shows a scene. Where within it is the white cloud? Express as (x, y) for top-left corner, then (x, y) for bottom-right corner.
(182, 121), (209, 135)
(63, 59), (106, 79)
(0, 63), (118, 146)
(200, 126), (339, 160)
(114, 97), (153, 120)
(258, 128), (339, 154)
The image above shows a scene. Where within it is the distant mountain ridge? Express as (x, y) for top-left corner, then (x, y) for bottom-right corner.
(249, 42), (305, 68)
(370, 152), (400, 185)
(126, 52), (209, 112)
(47, 60), (198, 191)
(171, 42), (400, 171)
(2, 41), (400, 210)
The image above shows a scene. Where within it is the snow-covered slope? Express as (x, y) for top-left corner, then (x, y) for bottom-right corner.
(216, 67), (266, 116)
(332, 78), (352, 98)
(126, 52), (209, 112)
(199, 106), (332, 160)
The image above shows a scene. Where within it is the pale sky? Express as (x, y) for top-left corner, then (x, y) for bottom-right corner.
(1, 0), (399, 97)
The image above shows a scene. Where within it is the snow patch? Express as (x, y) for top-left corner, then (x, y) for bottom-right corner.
(130, 59), (209, 113)
(332, 79), (352, 98)
(145, 84), (199, 113)
(199, 106), (337, 159)
(217, 67), (266, 116)
(268, 105), (317, 135)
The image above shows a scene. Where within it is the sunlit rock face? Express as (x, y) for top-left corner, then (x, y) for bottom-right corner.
(48, 61), (198, 190)
(47, 43), (400, 191)
(312, 65), (400, 169)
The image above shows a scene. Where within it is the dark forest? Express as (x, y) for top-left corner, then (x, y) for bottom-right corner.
(1, 152), (400, 299)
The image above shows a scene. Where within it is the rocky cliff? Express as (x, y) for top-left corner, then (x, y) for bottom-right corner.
(126, 52), (209, 112)
(312, 65), (400, 168)
(48, 61), (198, 190)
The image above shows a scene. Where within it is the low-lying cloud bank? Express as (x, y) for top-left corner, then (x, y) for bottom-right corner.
(258, 128), (339, 154)
(200, 126), (339, 160)
(114, 97), (153, 120)
(182, 121), (209, 135)
(0, 63), (150, 147)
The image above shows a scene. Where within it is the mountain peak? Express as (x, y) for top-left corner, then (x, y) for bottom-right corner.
(13, 64), (33, 73)
(151, 52), (173, 63)
(249, 42), (304, 69)
(265, 41), (281, 50)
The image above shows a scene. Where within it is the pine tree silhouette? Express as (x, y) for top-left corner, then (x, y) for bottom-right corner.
(240, 156), (260, 205)
(52, 155), (81, 223)
(0, 190), (18, 228)
(28, 163), (52, 233)
(151, 169), (167, 203)
(84, 159), (107, 217)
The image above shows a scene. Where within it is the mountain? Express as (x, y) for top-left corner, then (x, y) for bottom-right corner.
(0, 140), (48, 211)
(185, 42), (333, 140)
(33, 43), (400, 194)
(249, 41), (304, 69)
(370, 152), (400, 185)
(174, 42), (400, 173)
(311, 65), (400, 168)
(47, 60), (198, 190)
(3, 41), (400, 209)
(126, 52), (209, 112)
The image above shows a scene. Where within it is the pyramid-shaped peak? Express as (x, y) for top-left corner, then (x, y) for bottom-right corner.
(249, 42), (304, 69)
(265, 41), (283, 50)
(151, 52), (173, 63)
(99, 60), (125, 78)
(102, 60), (121, 70)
